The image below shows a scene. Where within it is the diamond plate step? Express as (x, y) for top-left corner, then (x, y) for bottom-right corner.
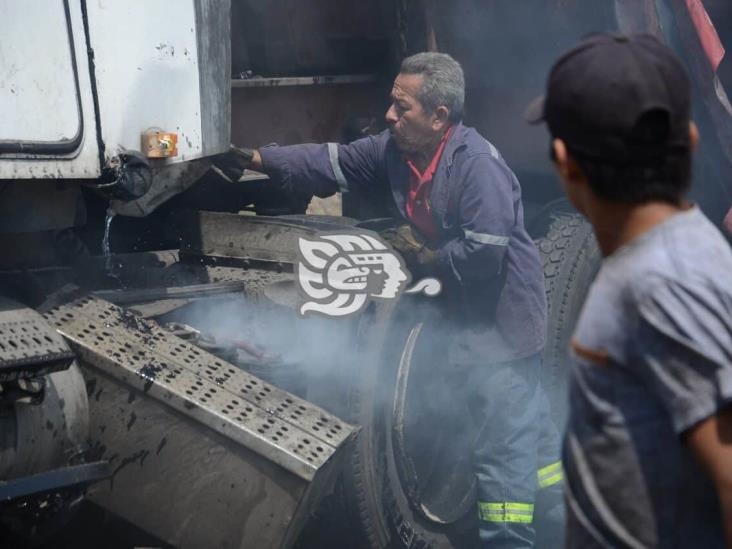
(0, 296), (74, 382)
(43, 295), (357, 548)
(44, 296), (353, 480)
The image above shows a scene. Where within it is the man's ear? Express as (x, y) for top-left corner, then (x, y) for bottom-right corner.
(689, 121), (699, 151)
(432, 106), (450, 130)
(553, 138), (591, 212)
(553, 139), (587, 186)
(553, 139), (571, 180)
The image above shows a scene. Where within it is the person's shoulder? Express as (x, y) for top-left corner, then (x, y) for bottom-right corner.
(629, 211), (732, 334)
(456, 125), (503, 161)
(668, 207), (732, 260)
(653, 209), (732, 288)
(635, 271), (732, 364)
(611, 209), (731, 295)
(578, 210), (732, 367)
(451, 126), (516, 189)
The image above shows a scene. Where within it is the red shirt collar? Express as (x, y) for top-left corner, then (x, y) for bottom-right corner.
(403, 126), (453, 241)
(406, 125), (454, 182)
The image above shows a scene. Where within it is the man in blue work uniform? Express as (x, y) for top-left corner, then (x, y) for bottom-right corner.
(216, 52), (561, 547)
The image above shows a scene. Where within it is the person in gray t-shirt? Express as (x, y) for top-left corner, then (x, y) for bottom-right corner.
(527, 34), (732, 547)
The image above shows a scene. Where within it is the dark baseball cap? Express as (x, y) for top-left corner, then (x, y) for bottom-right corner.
(526, 33), (691, 163)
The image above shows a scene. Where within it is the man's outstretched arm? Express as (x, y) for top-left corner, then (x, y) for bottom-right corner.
(685, 407), (732, 548)
(213, 134), (388, 198)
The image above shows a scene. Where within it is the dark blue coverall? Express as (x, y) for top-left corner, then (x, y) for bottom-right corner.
(259, 123), (561, 547)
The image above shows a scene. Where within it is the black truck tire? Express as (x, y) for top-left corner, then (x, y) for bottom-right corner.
(342, 304), (477, 549)
(537, 214), (601, 426)
(341, 214), (600, 549)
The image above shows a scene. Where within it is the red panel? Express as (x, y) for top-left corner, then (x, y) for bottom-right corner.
(686, 0), (725, 70)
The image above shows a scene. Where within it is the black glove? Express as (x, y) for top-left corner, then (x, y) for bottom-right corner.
(380, 224), (439, 274)
(210, 145), (255, 182)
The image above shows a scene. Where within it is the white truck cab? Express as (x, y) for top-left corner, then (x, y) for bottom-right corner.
(0, 0), (229, 215)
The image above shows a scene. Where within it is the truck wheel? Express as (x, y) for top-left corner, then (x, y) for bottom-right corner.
(341, 213), (600, 549)
(381, 318), (478, 549)
(342, 303), (477, 549)
(536, 214), (601, 426)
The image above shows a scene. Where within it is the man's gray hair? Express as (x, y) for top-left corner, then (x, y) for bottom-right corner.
(400, 52), (465, 122)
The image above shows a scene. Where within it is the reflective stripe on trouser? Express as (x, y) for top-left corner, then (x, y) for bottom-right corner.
(534, 387), (566, 547)
(465, 354), (542, 549)
(537, 460), (563, 489)
(479, 502), (535, 524)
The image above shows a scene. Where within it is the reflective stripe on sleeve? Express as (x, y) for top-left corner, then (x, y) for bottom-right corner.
(478, 501), (534, 524)
(482, 137), (500, 159)
(537, 460), (563, 488)
(463, 229), (510, 246)
(487, 140), (500, 159)
(327, 142), (349, 193)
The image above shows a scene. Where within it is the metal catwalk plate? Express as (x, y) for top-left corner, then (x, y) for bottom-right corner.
(0, 297), (74, 381)
(44, 296), (354, 481)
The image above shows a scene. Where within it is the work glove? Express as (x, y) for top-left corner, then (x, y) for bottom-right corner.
(210, 144), (256, 182)
(380, 224), (439, 276)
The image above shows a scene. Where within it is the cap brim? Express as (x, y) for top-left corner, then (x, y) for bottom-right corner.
(524, 95), (546, 124)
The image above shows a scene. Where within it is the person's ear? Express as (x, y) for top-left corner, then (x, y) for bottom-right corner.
(553, 139), (587, 186)
(553, 138), (590, 212)
(689, 121), (699, 151)
(432, 106), (449, 131)
(553, 139), (571, 181)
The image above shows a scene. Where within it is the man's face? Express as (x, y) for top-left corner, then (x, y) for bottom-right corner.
(385, 73), (443, 155)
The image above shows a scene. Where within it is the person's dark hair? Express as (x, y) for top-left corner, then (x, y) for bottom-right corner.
(400, 52), (465, 122)
(568, 110), (692, 205)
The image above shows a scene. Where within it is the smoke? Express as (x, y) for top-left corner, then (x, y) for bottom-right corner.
(425, 0), (732, 226)
(156, 292), (357, 400)
(425, 0), (618, 192)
